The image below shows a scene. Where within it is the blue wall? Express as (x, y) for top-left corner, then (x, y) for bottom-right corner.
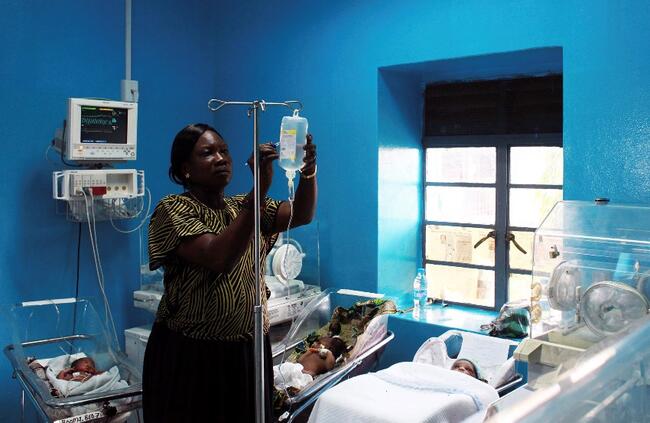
(0, 1), (217, 420)
(2, 0), (650, 420)
(212, 0), (650, 298)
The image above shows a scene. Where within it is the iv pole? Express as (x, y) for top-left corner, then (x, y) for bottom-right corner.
(208, 98), (303, 423)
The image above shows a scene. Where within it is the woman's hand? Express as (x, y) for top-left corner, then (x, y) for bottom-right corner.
(301, 134), (316, 177)
(247, 142), (279, 198)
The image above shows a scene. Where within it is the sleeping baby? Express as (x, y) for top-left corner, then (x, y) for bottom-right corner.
(451, 358), (487, 383)
(56, 357), (103, 383)
(298, 336), (347, 377)
(274, 336), (347, 391)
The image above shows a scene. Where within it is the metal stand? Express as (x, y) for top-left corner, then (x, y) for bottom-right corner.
(208, 98), (302, 423)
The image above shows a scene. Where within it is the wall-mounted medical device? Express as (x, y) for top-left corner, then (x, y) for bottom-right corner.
(53, 169), (143, 201)
(65, 98), (138, 162)
(52, 169), (145, 222)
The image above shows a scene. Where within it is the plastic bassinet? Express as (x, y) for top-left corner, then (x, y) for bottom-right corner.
(271, 289), (395, 422)
(3, 298), (142, 422)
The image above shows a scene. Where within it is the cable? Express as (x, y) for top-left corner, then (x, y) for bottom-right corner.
(82, 191), (120, 350)
(44, 144), (58, 166)
(59, 119), (83, 168)
(71, 223), (82, 341)
(89, 194), (119, 346)
(109, 187), (152, 234)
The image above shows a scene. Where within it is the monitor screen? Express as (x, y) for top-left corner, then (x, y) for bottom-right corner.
(80, 105), (128, 144)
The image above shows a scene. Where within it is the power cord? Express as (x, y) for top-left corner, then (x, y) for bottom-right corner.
(71, 223), (82, 341)
(58, 119), (83, 168)
(109, 187), (152, 234)
(81, 190), (120, 349)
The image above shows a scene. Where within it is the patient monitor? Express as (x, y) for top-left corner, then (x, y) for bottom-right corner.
(65, 98), (138, 162)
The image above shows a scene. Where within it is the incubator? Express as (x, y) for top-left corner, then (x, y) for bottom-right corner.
(485, 314), (650, 422)
(265, 221), (322, 327)
(514, 200), (650, 387)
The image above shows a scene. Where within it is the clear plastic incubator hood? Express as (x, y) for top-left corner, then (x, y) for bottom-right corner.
(515, 200), (650, 386)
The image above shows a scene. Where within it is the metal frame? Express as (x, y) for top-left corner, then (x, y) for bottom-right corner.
(208, 98), (303, 423)
(422, 133), (562, 309)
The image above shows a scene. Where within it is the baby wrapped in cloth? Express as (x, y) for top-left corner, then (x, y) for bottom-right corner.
(26, 353), (132, 418)
(45, 353), (129, 398)
(274, 336), (347, 390)
(274, 298), (395, 392)
(308, 330), (516, 423)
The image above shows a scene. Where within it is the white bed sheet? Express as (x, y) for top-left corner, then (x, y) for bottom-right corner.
(308, 362), (498, 423)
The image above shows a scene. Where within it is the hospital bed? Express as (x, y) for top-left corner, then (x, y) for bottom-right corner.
(4, 298), (142, 422)
(307, 329), (523, 423)
(271, 289), (396, 423)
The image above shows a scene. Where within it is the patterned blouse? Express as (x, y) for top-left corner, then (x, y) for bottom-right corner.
(148, 193), (281, 341)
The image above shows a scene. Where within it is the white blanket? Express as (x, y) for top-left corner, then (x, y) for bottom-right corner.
(274, 362), (313, 391)
(413, 331), (515, 387)
(308, 362), (498, 423)
(41, 353), (129, 398)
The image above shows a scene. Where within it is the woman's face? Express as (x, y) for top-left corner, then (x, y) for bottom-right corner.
(184, 131), (232, 189)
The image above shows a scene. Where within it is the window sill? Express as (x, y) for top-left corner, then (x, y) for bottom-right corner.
(391, 303), (499, 334)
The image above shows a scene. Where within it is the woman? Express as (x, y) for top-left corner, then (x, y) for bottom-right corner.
(143, 123), (317, 422)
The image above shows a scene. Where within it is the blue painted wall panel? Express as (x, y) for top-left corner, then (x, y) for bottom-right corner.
(0, 1), (217, 420)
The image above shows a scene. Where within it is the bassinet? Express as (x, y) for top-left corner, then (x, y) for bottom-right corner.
(271, 289), (395, 422)
(4, 298), (142, 422)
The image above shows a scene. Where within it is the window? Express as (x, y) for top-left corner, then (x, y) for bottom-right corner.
(422, 75), (562, 309)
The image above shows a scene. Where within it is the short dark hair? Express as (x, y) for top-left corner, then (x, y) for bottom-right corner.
(71, 357), (95, 368)
(169, 123), (224, 187)
(321, 337), (347, 359)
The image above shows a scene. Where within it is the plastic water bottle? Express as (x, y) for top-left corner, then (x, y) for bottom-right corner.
(413, 268), (428, 309)
(279, 110), (308, 181)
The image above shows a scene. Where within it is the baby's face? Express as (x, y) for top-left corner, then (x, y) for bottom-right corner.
(74, 359), (96, 373)
(451, 360), (477, 378)
(315, 338), (334, 350)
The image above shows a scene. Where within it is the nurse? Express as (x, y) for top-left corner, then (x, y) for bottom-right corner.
(143, 123), (317, 422)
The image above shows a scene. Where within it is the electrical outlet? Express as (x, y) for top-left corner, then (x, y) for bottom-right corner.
(121, 79), (139, 102)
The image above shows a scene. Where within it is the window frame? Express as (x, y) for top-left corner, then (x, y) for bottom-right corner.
(422, 133), (563, 310)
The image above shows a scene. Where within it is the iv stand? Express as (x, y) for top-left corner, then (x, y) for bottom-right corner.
(208, 98), (303, 423)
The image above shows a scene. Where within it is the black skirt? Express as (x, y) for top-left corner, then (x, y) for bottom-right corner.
(143, 321), (274, 422)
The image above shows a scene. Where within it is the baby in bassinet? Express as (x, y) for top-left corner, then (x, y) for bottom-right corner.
(298, 336), (347, 377)
(274, 336), (348, 393)
(451, 358), (487, 383)
(56, 357), (103, 383)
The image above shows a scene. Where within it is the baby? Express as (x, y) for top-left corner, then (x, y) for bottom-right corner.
(57, 357), (102, 383)
(451, 358), (488, 383)
(297, 336), (347, 377)
(451, 359), (479, 379)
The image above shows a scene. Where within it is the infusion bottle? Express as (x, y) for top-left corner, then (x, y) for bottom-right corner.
(279, 109), (308, 183)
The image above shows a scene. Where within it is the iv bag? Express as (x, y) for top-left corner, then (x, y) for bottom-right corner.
(279, 110), (308, 179)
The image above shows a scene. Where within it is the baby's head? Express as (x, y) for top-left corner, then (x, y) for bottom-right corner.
(71, 357), (97, 374)
(451, 359), (478, 379)
(314, 336), (347, 359)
